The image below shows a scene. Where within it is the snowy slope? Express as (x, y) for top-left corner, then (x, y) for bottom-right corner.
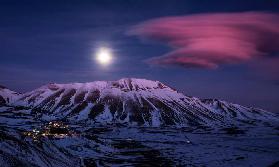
(0, 85), (20, 105)
(202, 99), (277, 122)
(1, 79), (279, 167)
(13, 78), (277, 127)
(0, 106), (278, 167)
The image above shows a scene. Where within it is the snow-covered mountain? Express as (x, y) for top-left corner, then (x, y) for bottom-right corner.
(1, 79), (279, 166)
(12, 78), (277, 126)
(0, 85), (20, 105)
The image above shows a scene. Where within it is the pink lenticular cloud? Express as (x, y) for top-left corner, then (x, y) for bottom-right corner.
(129, 12), (279, 69)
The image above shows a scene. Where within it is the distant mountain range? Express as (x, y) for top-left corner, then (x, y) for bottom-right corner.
(0, 78), (277, 126)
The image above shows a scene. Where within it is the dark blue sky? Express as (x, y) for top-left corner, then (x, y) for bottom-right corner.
(0, 0), (279, 112)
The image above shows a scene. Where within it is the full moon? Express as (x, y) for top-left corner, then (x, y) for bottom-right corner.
(95, 47), (113, 65)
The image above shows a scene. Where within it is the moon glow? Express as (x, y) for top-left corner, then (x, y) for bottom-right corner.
(95, 47), (113, 65)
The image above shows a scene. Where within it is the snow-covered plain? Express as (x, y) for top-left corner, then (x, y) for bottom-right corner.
(0, 106), (278, 167)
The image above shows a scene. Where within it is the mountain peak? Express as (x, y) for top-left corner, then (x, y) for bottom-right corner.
(115, 78), (170, 91)
(40, 78), (173, 92)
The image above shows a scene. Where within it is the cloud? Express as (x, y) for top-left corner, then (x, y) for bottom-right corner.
(128, 12), (279, 69)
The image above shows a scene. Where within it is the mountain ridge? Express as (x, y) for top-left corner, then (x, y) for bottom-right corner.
(0, 78), (273, 127)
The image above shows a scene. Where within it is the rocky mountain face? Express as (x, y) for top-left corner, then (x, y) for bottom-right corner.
(5, 78), (276, 127)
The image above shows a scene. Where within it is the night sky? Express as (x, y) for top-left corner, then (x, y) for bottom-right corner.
(0, 0), (279, 112)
